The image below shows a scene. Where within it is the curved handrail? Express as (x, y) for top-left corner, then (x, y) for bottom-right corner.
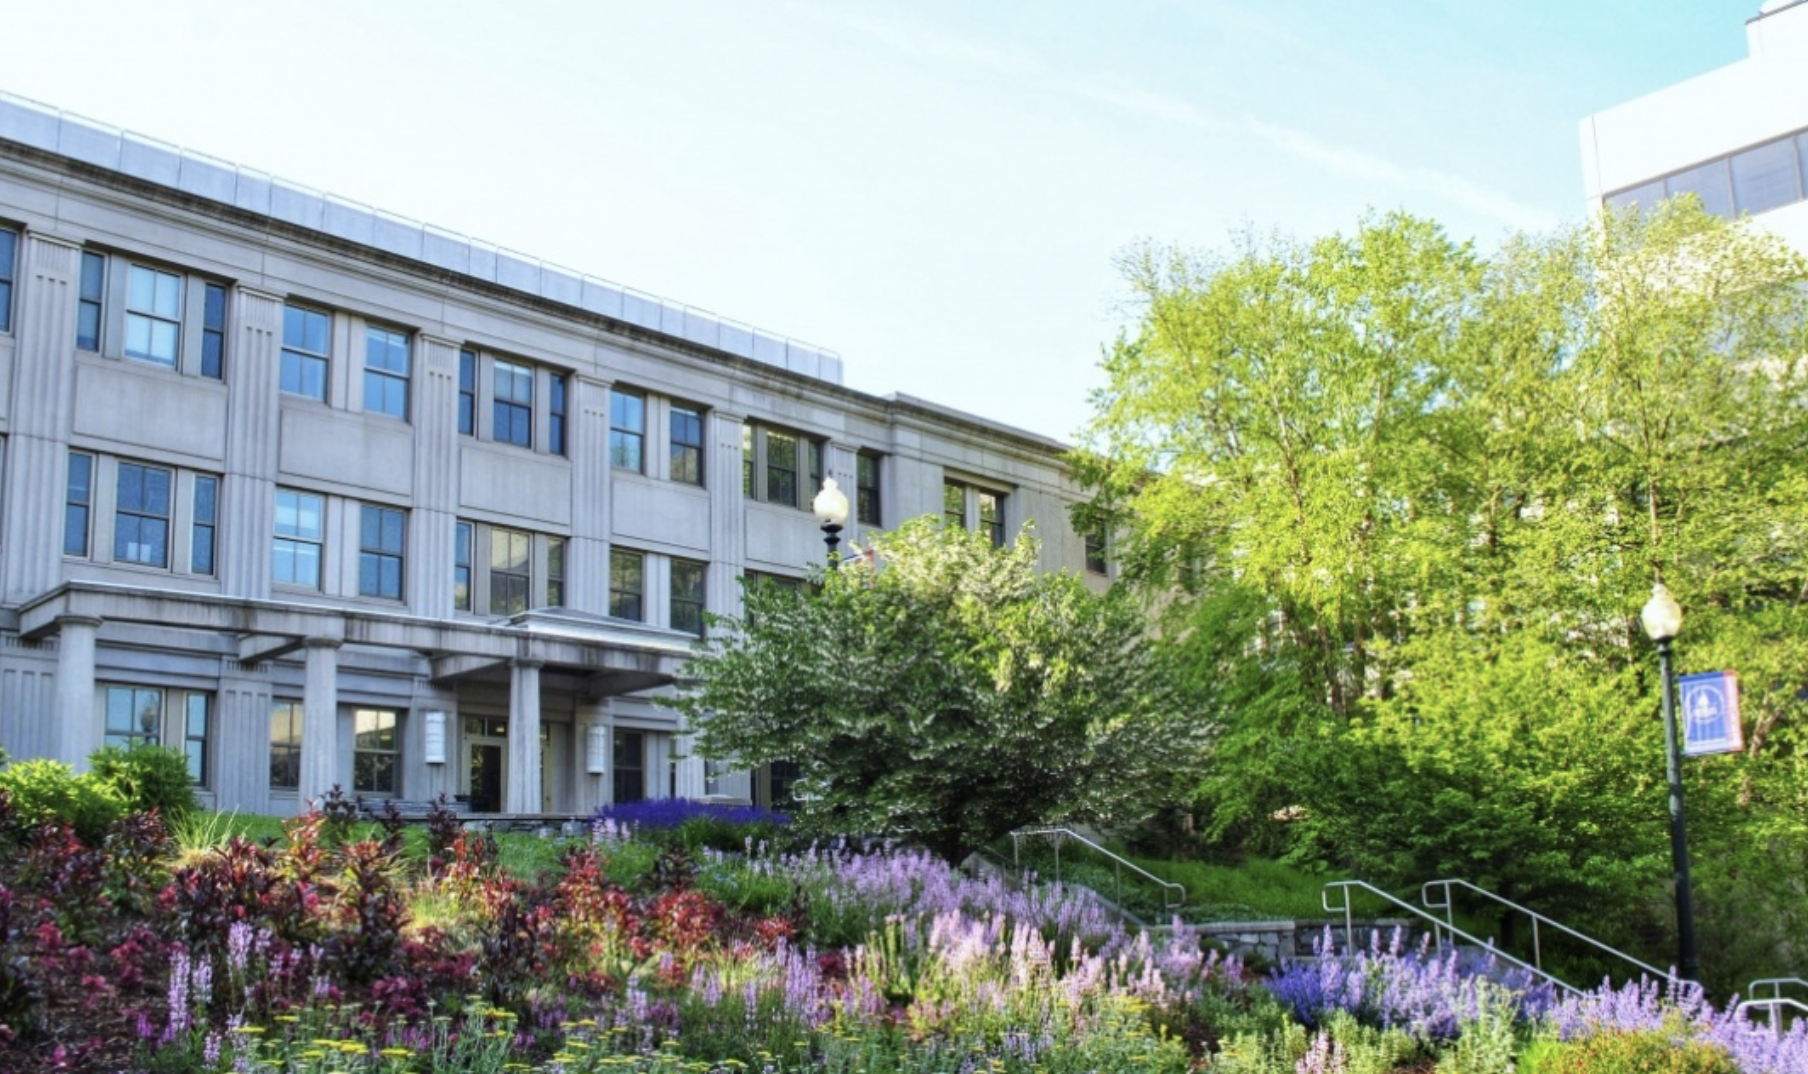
(1733, 995), (1808, 1032)
(1323, 880), (1581, 996)
(1010, 827), (1185, 911)
(1420, 878), (1672, 986)
(1748, 976), (1808, 998)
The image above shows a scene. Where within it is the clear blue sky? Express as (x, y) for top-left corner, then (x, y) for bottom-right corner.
(2, 0), (1760, 441)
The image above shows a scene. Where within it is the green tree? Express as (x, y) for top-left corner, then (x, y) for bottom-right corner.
(1081, 205), (1808, 988)
(672, 519), (1201, 863)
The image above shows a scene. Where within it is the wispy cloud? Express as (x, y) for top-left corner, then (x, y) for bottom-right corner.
(1242, 116), (1560, 232)
(791, 3), (1044, 78)
(790, 1), (1555, 234)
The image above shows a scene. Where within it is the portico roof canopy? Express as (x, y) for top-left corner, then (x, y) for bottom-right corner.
(19, 582), (691, 697)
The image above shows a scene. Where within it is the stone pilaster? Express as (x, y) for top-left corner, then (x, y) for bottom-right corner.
(220, 288), (283, 599)
(411, 335), (462, 619)
(705, 410), (746, 621)
(3, 234), (80, 606)
(569, 375), (612, 613)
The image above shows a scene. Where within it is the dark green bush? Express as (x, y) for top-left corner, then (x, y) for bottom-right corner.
(89, 743), (199, 824)
(0, 758), (126, 843)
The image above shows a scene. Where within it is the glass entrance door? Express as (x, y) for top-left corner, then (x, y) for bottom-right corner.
(468, 742), (503, 813)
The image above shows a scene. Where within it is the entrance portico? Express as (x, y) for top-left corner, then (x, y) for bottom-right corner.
(19, 582), (694, 813)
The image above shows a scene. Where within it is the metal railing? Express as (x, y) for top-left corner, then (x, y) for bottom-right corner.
(1419, 878), (1672, 988)
(1322, 880), (1583, 996)
(1010, 827), (1185, 912)
(1739, 978), (1808, 1031)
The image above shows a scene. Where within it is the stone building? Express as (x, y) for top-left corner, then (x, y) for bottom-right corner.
(0, 93), (1104, 817)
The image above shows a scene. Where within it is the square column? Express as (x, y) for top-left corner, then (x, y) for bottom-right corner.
(54, 615), (102, 770)
(299, 637), (343, 804)
(506, 659), (543, 813)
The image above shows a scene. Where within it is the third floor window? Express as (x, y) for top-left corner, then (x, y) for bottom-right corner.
(459, 348), (568, 456)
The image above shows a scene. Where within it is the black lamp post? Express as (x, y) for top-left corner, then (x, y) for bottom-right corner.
(1640, 581), (1699, 983)
(813, 477), (850, 569)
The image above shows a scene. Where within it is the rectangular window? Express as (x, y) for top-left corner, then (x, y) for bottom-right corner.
(0, 227), (15, 333)
(105, 685), (161, 750)
(742, 424), (826, 510)
(103, 687), (210, 785)
(77, 251), (105, 351)
(201, 282), (226, 380)
(458, 524), (567, 616)
(183, 693), (210, 784)
(353, 709), (399, 795)
(610, 389), (645, 471)
(766, 431), (798, 506)
(1084, 529), (1107, 575)
(547, 536), (566, 607)
(671, 559), (706, 637)
(944, 480), (1007, 546)
(358, 504), (406, 600)
(191, 475), (218, 575)
(613, 729), (645, 804)
(114, 461), (173, 567)
(943, 482), (965, 529)
(979, 491), (1005, 547)
(363, 325), (410, 420)
(493, 359), (533, 447)
(273, 489), (324, 588)
(65, 452), (94, 557)
(490, 526), (531, 615)
(281, 304), (330, 400)
(1730, 137), (1803, 216)
(1664, 160), (1734, 218)
(125, 264), (183, 366)
(671, 405), (704, 485)
(742, 425), (754, 496)
(454, 522), (473, 611)
(270, 700), (303, 790)
(549, 374), (568, 457)
(857, 453), (881, 526)
(610, 548), (645, 621)
(458, 349), (477, 436)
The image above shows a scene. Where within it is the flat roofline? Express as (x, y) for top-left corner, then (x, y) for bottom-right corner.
(0, 90), (844, 387)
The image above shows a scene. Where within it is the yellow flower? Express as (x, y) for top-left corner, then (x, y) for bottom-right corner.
(275, 1015), (301, 1023)
(231, 1026), (266, 1035)
(381, 1047), (413, 1057)
(298, 1051), (325, 1061)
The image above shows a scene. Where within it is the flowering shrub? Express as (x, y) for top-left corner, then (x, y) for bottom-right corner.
(4, 804), (1807, 1073)
(1267, 926), (1556, 1040)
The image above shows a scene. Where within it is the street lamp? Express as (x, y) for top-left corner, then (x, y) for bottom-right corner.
(813, 477), (850, 569)
(1640, 581), (1699, 982)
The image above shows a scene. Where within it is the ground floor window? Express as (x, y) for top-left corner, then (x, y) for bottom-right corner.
(354, 709), (400, 796)
(613, 730), (645, 803)
(104, 685), (211, 785)
(270, 700), (302, 790)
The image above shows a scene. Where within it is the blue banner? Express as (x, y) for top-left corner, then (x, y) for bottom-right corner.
(1679, 671), (1743, 756)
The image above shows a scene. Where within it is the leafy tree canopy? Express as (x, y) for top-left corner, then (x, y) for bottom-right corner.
(1077, 204), (1808, 988)
(672, 519), (1202, 863)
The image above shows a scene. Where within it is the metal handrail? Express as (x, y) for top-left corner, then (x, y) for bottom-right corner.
(1323, 880), (1582, 996)
(1749, 976), (1808, 999)
(1734, 995), (1808, 1032)
(1741, 979), (1808, 1031)
(1420, 878), (1672, 987)
(1010, 827), (1185, 911)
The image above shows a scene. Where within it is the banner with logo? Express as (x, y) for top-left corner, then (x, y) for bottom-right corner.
(1679, 670), (1743, 756)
